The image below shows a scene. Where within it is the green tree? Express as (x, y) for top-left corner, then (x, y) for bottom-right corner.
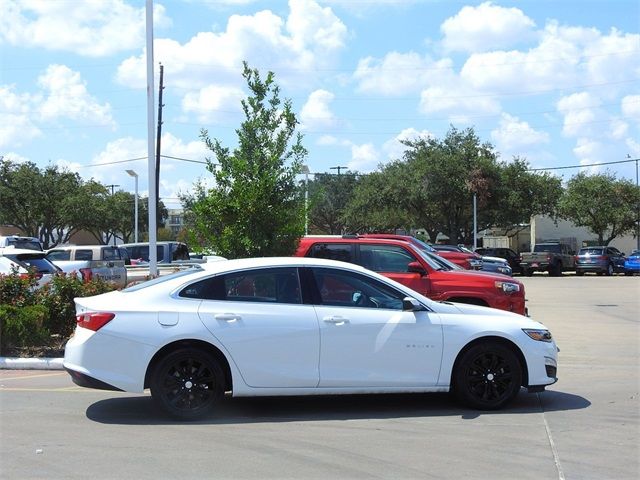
(559, 171), (640, 245)
(308, 172), (360, 234)
(0, 158), (88, 248)
(181, 62), (306, 258)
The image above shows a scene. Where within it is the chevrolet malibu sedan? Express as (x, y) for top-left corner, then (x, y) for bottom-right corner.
(64, 257), (558, 420)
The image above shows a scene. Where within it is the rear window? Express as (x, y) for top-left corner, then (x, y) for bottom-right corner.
(534, 244), (561, 253)
(6, 239), (43, 251)
(578, 247), (604, 255)
(6, 254), (58, 274)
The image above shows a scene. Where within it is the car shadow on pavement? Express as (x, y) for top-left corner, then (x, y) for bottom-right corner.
(85, 388), (590, 425)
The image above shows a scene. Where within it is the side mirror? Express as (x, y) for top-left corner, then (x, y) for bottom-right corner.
(402, 297), (427, 312)
(407, 261), (426, 275)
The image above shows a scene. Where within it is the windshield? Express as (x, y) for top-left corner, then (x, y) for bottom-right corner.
(534, 244), (561, 253)
(410, 238), (436, 253)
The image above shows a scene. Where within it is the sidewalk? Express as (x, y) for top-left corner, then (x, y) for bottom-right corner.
(0, 357), (64, 370)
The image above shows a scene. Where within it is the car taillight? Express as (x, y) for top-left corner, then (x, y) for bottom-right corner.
(76, 312), (115, 331)
(79, 268), (92, 282)
(574, 255), (579, 261)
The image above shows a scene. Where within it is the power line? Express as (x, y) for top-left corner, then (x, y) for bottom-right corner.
(529, 158), (639, 171)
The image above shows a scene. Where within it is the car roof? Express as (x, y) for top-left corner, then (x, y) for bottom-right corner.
(299, 236), (416, 247)
(197, 256), (375, 274)
(0, 247), (47, 256)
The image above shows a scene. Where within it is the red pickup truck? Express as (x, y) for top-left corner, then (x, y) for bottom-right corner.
(295, 236), (526, 315)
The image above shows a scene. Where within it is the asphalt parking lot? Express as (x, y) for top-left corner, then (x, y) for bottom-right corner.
(1, 275), (638, 479)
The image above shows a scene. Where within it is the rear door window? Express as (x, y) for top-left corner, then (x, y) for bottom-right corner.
(307, 243), (354, 263)
(46, 250), (71, 261)
(75, 250), (93, 261)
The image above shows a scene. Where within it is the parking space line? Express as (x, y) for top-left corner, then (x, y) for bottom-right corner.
(538, 393), (566, 480)
(0, 387), (91, 392)
(0, 372), (67, 381)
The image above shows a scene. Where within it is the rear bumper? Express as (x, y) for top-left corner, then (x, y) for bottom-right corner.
(65, 367), (123, 391)
(575, 263), (607, 273)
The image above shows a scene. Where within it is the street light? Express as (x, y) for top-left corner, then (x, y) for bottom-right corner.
(126, 170), (139, 243)
(301, 164), (311, 235)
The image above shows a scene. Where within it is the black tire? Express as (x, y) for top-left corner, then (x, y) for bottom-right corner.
(549, 262), (562, 276)
(524, 268), (534, 277)
(150, 348), (224, 420)
(453, 342), (522, 410)
(575, 269), (584, 276)
(605, 263), (614, 276)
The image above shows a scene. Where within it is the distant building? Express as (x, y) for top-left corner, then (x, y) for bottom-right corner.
(166, 209), (185, 236)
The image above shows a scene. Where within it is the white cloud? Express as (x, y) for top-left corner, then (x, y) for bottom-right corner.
(353, 52), (444, 95)
(491, 113), (549, 152)
(0, 85), (41, 148)
(116, 0), (347, 91)
(300, 89), (338, 129)
(348, 143), (379, 172)
(38, 65), (114, 127)
(419, 84), (501, 121)
(557, 92), (600, 137)
(573, 138), (606, 173)
(382, 128), (432, 160)
(181, 85), (246, 123)
(0, 0), (170, 57)
(441, 2), (536, 53)
(316, 135), (350, 147)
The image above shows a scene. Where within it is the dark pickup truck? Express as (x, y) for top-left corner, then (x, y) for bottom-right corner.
(520, 242), (576, 276)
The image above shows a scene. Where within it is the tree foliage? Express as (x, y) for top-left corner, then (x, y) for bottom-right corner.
(559, 171), (640, 245)
(307, 173), (360, 234)
(182, 62), (306, 258)
(342, 127), (563, 244)
(0, 157), (166, 247)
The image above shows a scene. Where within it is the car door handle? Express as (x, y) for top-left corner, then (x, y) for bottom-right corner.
(323, 316), (349, 324)
(214, 313), (241, 322)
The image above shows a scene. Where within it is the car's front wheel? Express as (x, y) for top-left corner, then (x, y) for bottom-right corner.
(453, 342), (522, 410)
(150, 348), (224, 420)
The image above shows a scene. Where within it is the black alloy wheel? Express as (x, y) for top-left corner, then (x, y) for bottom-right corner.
(150, 348), (224, 420)
(454, 342), (522, 410)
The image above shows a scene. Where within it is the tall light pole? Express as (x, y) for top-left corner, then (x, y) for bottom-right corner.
(126, 170), (139, 243)
(301, 165), (310, 235)
(145, 0), (158, 276)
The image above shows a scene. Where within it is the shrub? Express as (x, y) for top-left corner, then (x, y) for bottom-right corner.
(0, 270), (38, 307)
(36, 274), (116, 338)
(0, 305), (50, 354)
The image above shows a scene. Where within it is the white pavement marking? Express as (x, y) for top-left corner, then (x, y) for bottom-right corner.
(538, 393), (566, 480)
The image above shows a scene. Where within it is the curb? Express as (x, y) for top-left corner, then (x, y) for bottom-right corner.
(0, 357), (64, 370)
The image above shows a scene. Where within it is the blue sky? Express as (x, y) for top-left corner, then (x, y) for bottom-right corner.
(1, 0), (639, 208)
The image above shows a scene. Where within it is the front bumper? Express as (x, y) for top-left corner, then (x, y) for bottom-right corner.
(524, 340), (559, 390)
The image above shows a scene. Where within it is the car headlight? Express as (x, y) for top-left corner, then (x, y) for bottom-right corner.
(523, 329), (553, 342)
(495, 281), (520, 293)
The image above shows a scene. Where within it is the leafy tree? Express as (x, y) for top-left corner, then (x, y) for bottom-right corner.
(559, 171), (640, 245)
(483, 157), (563, 237)
(0, 158), (88, 248)
(308, 173), (360, 234)
(181, 62), (306, 258)
(343, 164), (417, 235)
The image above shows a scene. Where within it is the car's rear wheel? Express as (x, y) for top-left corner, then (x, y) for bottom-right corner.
(605, 263), (614, 276)
(453, 342), (522, 410)
(150, 348), (224, 420)
(575, 269), (584, 276)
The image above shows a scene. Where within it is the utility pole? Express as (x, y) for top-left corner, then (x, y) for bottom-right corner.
(330, 165), (348, 175)
(105, 184), (120, 245)
(155, 63), (165, 228)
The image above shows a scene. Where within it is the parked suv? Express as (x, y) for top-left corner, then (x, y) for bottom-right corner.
(295, 236), (526, 315)
(0, 235), (43, 251)
(574, 246), (625, 276)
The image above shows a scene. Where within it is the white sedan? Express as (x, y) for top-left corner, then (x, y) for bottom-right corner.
(64, 257), (558, 420)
